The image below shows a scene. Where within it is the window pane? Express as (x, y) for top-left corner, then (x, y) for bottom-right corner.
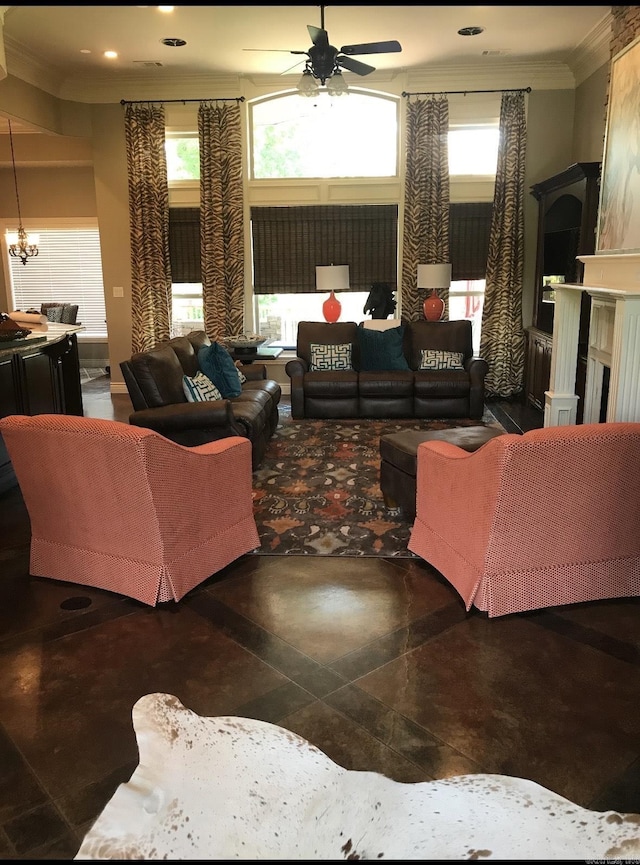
(449, 127), (499, 175)
(166, 136), (200, 181)
(251, 91), (398, 179)
(449, 279), (485, 355)
(257, 292), (370, 347)
(172, 283), (204, 336)
(8, 227), (107, 337)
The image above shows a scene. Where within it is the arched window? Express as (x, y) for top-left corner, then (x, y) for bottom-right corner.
(250, 90), (398, 179)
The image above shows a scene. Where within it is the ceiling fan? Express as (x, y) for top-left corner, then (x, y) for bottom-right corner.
(246, 6), (402, 86)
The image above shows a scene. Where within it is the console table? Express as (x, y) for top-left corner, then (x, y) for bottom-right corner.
(0, 324), (84, 492)
(227, 345), (283, 364)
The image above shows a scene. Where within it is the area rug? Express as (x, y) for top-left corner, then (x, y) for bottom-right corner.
(251, 406), (504, 557)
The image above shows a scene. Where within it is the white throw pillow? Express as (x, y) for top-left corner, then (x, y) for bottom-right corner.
(309, 343), (352, 371)
(419, 349), (465, 370)
(182, 371), (223, 402)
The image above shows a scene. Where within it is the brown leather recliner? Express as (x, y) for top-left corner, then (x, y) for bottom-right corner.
(120, 331), (281, 468)
(285, 319), (487, 420)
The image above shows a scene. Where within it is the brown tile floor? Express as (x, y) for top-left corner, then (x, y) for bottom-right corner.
(2, 376), (640, 858)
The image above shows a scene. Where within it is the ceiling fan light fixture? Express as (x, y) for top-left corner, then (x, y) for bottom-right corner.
(326, 70), (348, 96)
(297, 68), (320, 96)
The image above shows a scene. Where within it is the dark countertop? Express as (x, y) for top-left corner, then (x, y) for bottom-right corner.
(0, 324), (83, 360)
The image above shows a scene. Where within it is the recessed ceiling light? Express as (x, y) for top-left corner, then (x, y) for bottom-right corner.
(161, 37), (186, 47)
(158, 5), (175, 11)
(80, 49), (91, 55)
(458, 26), (484, 37)
(104, 50), (118, 59)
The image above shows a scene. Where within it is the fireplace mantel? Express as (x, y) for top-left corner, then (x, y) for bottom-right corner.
(544, 253), (640, 426)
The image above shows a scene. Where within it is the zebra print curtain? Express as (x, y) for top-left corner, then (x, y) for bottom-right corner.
(401, 96), (450, 321)
(124, 103), (172, 353)
(198, 101), (244, 340)
(480, 91), (527, 397)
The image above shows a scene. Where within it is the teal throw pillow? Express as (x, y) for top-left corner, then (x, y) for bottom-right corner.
(197, 342), (242, 398)
(356, 325), (409, 371)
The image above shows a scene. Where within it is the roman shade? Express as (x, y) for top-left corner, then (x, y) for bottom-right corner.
(250, 204), (398, 294)
(449, 202), (493, 281)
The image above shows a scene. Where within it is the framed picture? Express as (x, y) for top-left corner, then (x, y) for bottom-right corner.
(596, 33), (640, 254)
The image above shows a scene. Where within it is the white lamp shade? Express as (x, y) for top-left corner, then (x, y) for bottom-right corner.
(417, 263), (452, 289)
(316, 264), (350, 291)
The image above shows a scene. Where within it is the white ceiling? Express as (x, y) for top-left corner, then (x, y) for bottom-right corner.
(0, 5), (612, 132)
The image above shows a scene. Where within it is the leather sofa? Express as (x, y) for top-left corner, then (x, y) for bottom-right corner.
(120, 331), (281, 468)
(285, 320), (488, 419)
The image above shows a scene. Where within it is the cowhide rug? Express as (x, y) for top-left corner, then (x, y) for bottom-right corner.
(75, 693), (640, 860)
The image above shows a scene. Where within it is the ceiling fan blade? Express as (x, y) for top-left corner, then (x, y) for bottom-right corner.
(243, 49), (305, 53)
(308, 25), (329, 48)
(280, 58), (306, 75)
(338, 55), (376, 76)
(340, 40), (402, 56)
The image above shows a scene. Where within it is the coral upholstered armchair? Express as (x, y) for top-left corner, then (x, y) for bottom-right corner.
(0, 415), (259, 606)
(408, 422), (640, 617)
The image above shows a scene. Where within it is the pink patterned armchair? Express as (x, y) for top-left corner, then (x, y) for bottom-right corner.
(0, 414), (259, 606)
(408, 422), (640, 617)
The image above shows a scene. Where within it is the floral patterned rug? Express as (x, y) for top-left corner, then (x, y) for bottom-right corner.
(250, 406), (503, 557)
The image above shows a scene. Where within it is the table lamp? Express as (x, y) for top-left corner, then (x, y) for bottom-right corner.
(316, 264), (349, 323)
(417, 263), (451, 321)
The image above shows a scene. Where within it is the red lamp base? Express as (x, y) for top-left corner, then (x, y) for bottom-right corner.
(322, 290), (342, 324)
(423, 290), (445, 321)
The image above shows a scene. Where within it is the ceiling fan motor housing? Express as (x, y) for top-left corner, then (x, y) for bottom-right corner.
(308, 43), (339, 83)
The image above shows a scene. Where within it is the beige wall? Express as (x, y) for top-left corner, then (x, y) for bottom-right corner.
(0, 65), (611, 388)
(90, 102), (132, 381)
(573, 63), (609, 161)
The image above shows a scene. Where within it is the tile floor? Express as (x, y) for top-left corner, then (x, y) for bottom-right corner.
(1, 377), (639, 859)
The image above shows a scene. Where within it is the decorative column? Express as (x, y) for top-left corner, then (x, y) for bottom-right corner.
(546, 253), (640, 427)
(606, 294), (640, 421)
(544, 285), (582, 427)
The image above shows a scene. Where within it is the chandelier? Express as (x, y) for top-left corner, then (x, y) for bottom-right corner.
(6, 119), (39, 265)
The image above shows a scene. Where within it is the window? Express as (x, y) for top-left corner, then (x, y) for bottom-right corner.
(166, 132), (199, 181)
(449, 279), (485, 355)
(250, 91), (398, 179)
(173, 282), (204, 336)
(251, 204), (398, 347)
(6, 224), (107, 338)
(448, 126), (499, 176)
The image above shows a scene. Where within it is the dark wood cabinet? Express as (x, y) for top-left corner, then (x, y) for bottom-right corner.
(0, 331), (83, 493)
(524, 327), (553, 412)
(525, 162), (601, 413)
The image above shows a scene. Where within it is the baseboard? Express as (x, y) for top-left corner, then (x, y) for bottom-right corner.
(81, 359), (110, 369)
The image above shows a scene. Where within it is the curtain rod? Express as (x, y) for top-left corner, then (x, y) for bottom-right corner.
(120, 97), (245, 105)
(402, 87), (531, 98)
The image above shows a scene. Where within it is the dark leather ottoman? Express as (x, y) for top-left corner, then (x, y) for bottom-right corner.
(380, 426), (506, 520)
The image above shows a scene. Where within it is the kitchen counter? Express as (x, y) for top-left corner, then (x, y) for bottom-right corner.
(0, 324), (84, 492)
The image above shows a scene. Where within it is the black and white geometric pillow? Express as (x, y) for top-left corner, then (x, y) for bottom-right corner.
(419, 349), (465, 370)
(309, 343), (353, 371)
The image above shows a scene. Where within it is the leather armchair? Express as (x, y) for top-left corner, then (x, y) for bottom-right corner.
(120, 331), (281, 468)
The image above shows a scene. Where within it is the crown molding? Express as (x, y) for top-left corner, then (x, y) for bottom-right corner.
(3, 34), (65, 95)
(404, 61), (577, 92)
(567, 10), (612, 86)
(4, 36), (612, 106)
